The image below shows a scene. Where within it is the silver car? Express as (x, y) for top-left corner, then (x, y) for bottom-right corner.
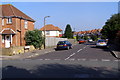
(96, 39), (107, 47)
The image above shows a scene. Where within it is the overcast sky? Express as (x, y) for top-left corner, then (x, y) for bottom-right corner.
(2, 2), (118, 31)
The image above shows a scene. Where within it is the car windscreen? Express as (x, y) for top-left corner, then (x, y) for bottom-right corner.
(98, 40), (106, 42)
(79, 39), (84, 41)
(58, 41), (65, 44)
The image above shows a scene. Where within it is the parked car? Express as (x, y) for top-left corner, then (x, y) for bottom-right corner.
(56, 41), (72, 50)
(88, 39), (93, 43)
(96, 39), (107, 47)
(78, 39), (86, 44)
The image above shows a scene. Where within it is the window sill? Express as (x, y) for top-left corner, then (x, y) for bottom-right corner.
(7, 23), (12, 25)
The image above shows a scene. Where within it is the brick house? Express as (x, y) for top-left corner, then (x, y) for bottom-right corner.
(40, 24), (63, 37)
(0, 4), (35, 48)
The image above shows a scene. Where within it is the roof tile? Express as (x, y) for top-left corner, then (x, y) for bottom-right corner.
(40, 24), (62, 31)
(0, 4), (35, 22)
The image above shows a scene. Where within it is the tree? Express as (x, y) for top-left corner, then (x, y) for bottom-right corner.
(91, 35), (98, 41)
(101, 13), (120, 41)
(25, 29), (44, 49)
(64, 24), (73, 39)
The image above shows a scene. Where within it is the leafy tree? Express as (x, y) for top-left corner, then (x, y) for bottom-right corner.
(64, 24), (73, 38)
(25, 29), (44, 49)
(76, 34), (80, 41)
(101, 13), (120, 40)
(91, 35), (98, 41)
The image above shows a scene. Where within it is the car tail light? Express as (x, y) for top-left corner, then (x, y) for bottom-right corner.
(64, 44), (67, 46)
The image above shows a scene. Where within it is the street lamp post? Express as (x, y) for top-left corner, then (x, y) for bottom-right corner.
(44, 16), (50, 49)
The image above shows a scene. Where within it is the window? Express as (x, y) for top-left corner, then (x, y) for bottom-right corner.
(2, 19), (4, 26)
(46, 31), (50, 35)
(7, 18), (12, 24)
(24, 20), (28, 29)
(2, 35), (4, 43)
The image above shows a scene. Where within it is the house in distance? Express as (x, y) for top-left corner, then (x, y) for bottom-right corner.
(40, 24), (63, 37)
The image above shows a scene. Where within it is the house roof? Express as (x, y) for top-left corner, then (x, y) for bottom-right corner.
(73, 29), (102, 35)
(0, 4), (35, 22)
(40, 24), (62, 31)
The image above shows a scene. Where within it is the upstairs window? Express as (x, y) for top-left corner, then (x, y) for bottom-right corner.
(7, 18), (12, 24)
(24, 20), (28, 29)
(46, 31), (50, 35)
(2, 19), (4, 26)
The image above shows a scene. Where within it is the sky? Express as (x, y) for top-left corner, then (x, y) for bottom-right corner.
(1, 2), (118, 32)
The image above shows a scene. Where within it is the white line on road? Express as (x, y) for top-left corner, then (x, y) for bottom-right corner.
(89, 59), (98, 61)
(78, 58), (86, 61)
(65, 53), (76, 60)
(49, 51), (51, 52)
(45, 52), (48, 53)
(114, 60), (120, 62)
(77, 49), (82, 52)
(45, 59), (50, 60)
(35, 54), (39, 56)
(54, 59), (61, 60)
(38, 59), (43, 60)
(102, 59), (110, 61)
(83, 46), (86, 49)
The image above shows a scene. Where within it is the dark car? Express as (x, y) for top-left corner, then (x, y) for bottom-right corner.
(56, 41), (72, 50)
(78, 39), (86, 44)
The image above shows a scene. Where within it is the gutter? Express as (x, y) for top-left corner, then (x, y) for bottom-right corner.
(0, 16), (35, 22)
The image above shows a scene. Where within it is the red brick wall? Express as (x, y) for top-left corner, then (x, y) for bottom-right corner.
(0, 18), (2, 48)
(1, 18), (34, 48)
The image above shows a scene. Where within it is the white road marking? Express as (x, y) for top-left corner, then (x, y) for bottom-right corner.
(45, 59), (50, 60)
(49, 51), (51, 52)
(52, 50), (55, 51)
(114, 60), (120, 62)
(31, 55), (34, 57)
(78, 58), (86, 61)
(65, 53), (76, 60)
(70, 53), (76, 57)
(83, 46), (86, 49)
(45, 52), (48, 53)
(38, 59), (43, 60)
(54, 59), (60, 60)
(89, 59), (98, 61)
(102, 59), (110, 61)
(35, 54), (39, 56)
(77, 49), (82, 52)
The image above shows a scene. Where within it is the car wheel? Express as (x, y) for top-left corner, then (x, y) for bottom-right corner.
(67, 46), (69, 50)
(70, 46), (73, 49)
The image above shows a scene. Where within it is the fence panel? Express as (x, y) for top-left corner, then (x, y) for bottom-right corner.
(45, 37), (67, 47)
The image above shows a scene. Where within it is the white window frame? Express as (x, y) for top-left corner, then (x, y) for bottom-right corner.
(2, 35), (4, 43)
(46, 31), (50, 35)
(24, 20), (28, 29)
(2, 18), (4, 26)
(7, 18), (12, 24)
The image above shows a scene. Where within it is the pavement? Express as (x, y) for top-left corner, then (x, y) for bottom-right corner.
(108, 44), (120, 59)
(0, 46), (56, 60)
